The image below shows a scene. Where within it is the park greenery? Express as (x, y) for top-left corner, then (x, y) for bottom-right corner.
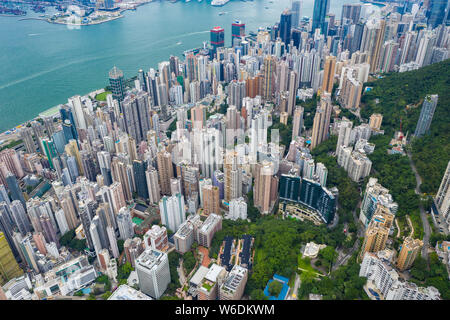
(410, 253), (450, 300)
(95, 91), (112, 102)
(361, 59), (450, 195)
(311, 135), (360, 222)
(296, 94), (320, 130)
(368, 134), (419, 217)
(0, 139), (23, 152)
(59, 230), (87, 252)
(166, 251), (182, 296)
(183, 251), (196, 275)
(95, 274), (112, 292)
(268, 115), (293, 152)
(207, 217), (364, 299)
(116, 261), (133, 286)
(298, 251), (368, 300)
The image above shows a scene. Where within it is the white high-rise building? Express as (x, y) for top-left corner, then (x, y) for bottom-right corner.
(68, 95), (87, 130)
(228, 197), (247, 221)
(315, 162), (328, 187)
(54, 209), (69, 235)
(146, 167), (161, 205)
(117, 207), (134, 241)
(435, 161), (450, 226)
(336, 119), (353, 152)
(107, 225), (119, 258)
(135, 249), (171, 299)
(159, 193), (186, 233)
(360, 252), (441, 300)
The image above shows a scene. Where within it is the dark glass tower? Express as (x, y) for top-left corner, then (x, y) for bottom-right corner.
(292, 28), (302, 48)
(60, 106), (78, 142)
(210, 26), (225, 53)
(6, 173), (25, 207)
(312, 0), (329, 34)
(427, 0), (449, 28)
(231, 20), (245, 46)
(109, 66), (126, 102)
(279, 9), (292, 45)
(133, 160), (148, 199)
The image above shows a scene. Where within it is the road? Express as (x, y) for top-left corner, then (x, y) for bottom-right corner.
(160, 116), (175, 132)
(331, 200), (363, 272)
(407, 150), (431, 263)
(288, 273), (301, 300)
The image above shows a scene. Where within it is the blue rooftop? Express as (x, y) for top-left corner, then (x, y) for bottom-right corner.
(263, 274), (290, 300)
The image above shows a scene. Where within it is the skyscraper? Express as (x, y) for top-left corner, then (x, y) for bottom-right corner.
(312, 0), (329, 34)
(414, 94), (438, 137)
(109, 66), (126, 102)
(427, 0), (449, 28)
(263, 55), (276, 100)
(146, 167), (161, 205)
(435, 161), (450, 221)
(279, 9), (292, 45)
(18, 127), (36, 154)
(359, 208), (393, 260)
(60, 105), (78, 142)
(41, 138), (58, 170)
(122, 91), (151, 143)
(341, 3), (361, 25)
(310, 93), (332, 149)
(253, 161), (278, 214)
(159, 193), (186, 233)
(135, 249), (171, 299)
(202, 184), (220, 216)
(231, 21), (245, 46)
(133, 160), (148, 199)
(6, 174), (25, 207)
(321, 55), (336, 93)
(210, 26), (225, 53)
(396, 237), (423, 271)
(292, 106), (304, 140)
(156, 150), (174, 195)
(291, 1), (301, 29)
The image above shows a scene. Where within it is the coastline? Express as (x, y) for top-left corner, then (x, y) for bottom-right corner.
(45, 14), (124, 26)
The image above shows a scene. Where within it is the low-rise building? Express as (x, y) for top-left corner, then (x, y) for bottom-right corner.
(197, 264), (227, 300)
(108, 284), (152, 300)
(219, 265), (248, 300)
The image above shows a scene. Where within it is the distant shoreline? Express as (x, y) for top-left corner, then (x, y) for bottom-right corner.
(45, 14), (124, 26)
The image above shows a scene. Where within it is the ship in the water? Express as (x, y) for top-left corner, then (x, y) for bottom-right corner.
(211, 0), (230, 7)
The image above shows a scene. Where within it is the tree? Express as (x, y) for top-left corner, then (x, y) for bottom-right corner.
(74, 290), (84, 297)
(117, 239), (125, 254)
(268, 281), (283, 297)
(183, 251), (196, 275)
(102, 291), (112, 300)
(250, 289), (268, 300)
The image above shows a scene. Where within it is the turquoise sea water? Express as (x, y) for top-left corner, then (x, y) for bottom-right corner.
(0, 0), (358, 132)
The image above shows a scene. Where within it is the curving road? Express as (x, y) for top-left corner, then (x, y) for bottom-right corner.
(407, 150), (431, 263)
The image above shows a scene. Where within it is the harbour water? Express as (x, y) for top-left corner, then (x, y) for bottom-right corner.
(0, 0), (358, 132)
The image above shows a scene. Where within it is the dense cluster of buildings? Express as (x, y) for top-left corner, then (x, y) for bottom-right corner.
(0, 0), (449, 300)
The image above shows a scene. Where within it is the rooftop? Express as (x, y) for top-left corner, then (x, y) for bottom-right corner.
(108, 285), (152, 300)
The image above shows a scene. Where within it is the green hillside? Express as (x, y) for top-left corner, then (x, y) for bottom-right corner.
(361, 59), (450, 194)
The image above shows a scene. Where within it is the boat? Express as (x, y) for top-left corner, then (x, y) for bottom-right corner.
(218, 11), (225, 15)
(211, 0), (230, 7)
